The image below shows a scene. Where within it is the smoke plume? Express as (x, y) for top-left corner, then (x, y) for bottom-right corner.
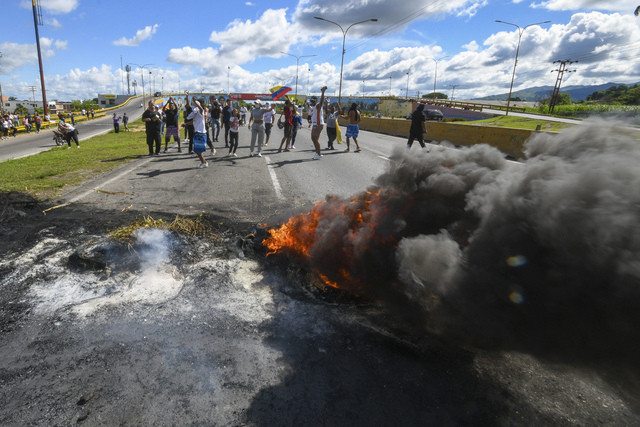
(266, 120), (640, 363)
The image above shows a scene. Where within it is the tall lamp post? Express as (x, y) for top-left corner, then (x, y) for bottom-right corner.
(405, 71), (410, 99)
(314, 16), (378, 108)
(281, 52), (317, 102)
(128, 63), (153, 106)
(430, 55), (449, 102)
(496, 19), (550, 115)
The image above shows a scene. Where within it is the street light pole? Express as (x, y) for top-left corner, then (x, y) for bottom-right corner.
(314, 16), (378, 109)
(496, 20), (551, 115)
(430, 56), (449, 102)
(128, 63), (153, 107)
(281, 52), (317, 102)
(406, 71), (410, 99)
(227, 66), (230, 94)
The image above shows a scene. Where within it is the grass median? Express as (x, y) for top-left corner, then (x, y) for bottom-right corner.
(0, 121), (149, 200)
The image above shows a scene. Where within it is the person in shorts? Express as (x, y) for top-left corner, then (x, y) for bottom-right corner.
(342, 103), (361, 152)
(163, 97), (181, 152)
(310, 87), (327, 160)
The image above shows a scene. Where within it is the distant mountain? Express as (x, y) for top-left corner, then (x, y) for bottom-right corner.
(474, 82), (639, 102)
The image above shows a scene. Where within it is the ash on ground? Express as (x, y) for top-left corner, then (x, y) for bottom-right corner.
(0, 202), (638, 425)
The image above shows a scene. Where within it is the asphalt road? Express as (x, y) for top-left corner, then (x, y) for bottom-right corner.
(57, 123), (402, 222)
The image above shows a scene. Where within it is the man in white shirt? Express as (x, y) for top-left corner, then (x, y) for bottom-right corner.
(310, 86), (327, 160)
(185, 93), (208, 168)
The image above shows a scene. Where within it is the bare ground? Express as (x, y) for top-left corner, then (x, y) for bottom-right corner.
(1, 192), (639, 426)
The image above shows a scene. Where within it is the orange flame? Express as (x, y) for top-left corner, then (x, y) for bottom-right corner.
(262, 188), (394, 291)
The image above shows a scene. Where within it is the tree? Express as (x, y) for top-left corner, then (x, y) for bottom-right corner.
(423, 92), (448, 100)
(14, 104), (28, 116)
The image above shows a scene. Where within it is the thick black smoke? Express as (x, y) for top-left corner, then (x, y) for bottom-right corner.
(297, 121), (640, 363)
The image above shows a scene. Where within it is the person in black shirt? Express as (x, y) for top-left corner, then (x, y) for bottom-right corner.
(142, 100), (162, 155)
(407, 103), (428, 149)
(210, 101), (222, 142)
(162, 97), (181, 152)
(222, 99), (232, 148)
(183, 98), (195, 153)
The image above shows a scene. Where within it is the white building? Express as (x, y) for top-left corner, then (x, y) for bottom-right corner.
(1, 99), (57, 115)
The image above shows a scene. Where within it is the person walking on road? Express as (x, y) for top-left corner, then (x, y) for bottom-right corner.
(325, 104), (339, 150)
(122, 112), (129, 131)
(290, 105), (302, 150)
(185, 93), (209, 168)
(210, 101), (221, 142)
(222, 99), (232, 148)
(183, 98), (195, 154)
(142, 100), (162, 155)
(310, 86), (327, 160)
(162, 97), (181, 152)
(263, 102), (275, 146)
(228, 108), (240, 157)
(248, 101), (273, 157)
(342, 103), (361, 152)
(277, 99), (293, 152)
(407, 103), (428, 149)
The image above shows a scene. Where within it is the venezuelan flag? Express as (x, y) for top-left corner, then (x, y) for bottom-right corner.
(269, 85), (292, 100)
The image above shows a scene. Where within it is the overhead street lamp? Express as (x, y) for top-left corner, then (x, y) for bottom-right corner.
(406, 71), (410, 99)
(430, 56), (449, 102)
(128, 63), (153, 107)
(314, 16), (378, 108)
(496, 19), (551, 115)
(281, 52), (317, 102)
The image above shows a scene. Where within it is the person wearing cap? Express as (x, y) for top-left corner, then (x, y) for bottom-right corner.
(263, 102), (275, 146)
(247, 101), (274, 157)
(309, 86), (328, 160)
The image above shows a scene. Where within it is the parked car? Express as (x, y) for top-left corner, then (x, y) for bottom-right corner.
(406, 109), (444, 121)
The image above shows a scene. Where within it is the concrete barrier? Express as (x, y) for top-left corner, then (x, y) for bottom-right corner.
(342, 116), (556, 159)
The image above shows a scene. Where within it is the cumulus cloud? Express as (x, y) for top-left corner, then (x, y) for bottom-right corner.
(113, 24), (159, 47)
(46, 17), (62, 28)
(22, 0), (79, 14)
(532, 0), (635, 12)
(54, 40), (68, 50)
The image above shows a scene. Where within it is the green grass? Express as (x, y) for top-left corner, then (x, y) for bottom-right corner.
(0, 120), (149, 200)
(526, 103), (640, 117)
(462, 116), (572, 132)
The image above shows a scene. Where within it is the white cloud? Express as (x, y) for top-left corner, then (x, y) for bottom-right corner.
(113, 24), (159, 47)
(531, 0), (635, 12)
(46, 17), (62, 28)
(21, 0), (79, 14)
(54, 40), (68, 50)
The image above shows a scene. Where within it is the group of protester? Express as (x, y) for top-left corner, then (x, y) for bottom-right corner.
(137, 88), (430, 169)
(1, 112), (46, 138)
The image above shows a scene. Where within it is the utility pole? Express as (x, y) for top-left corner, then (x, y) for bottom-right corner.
(28, 85), (37, 102)
(32, 0), (49, 117)
(449, 84), (458, 100)
(549, 59), (577, 113)
(389, 75), (392, 97)
(0, 52), (4, 113)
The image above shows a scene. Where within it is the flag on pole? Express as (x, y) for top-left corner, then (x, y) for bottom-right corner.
(269, 85), (292, 100)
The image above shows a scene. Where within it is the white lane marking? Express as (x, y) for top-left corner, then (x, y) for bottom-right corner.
(68, 157), (153, 203)
(263, 155), (284, 201)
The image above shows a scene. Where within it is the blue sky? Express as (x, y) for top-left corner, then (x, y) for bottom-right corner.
(1, 0), (639, 102)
